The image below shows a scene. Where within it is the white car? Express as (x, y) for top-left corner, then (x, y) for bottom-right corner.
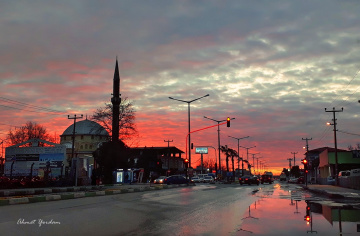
(192, 176), (202, 183)
(203, 176), (214, 183)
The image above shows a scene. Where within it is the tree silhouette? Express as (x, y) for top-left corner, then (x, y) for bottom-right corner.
(92, 97), (138, 146)
(7, 121), (52, 146)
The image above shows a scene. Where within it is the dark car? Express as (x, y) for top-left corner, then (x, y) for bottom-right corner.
(239, 175), (259, 185)
(297, 176), (305, 184)
(163, 175), (189, 185)
(261, 174), (273, 184)
(153, 176), (167, 184)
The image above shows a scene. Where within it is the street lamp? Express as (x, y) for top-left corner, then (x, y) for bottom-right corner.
(325, 107), (343, 186)
(0, 139), (4, 175)
(203, 116), (235, 176)
(239, 146), (256, 161)
(169, 94), (209, 167)
(229, 135), (249, 177)
(239, 145), (256, 175)
(249, 152), (260, 175)
(326, 120), (339, 185)
(256, 156), (263, 175)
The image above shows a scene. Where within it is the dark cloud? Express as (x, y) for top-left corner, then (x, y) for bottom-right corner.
(1, 1), (360, 173)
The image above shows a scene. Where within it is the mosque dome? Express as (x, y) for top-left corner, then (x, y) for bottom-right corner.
(61, 119), (109, 136)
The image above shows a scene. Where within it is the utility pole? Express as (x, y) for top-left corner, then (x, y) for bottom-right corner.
(302, 138), (312, 153)
(239, 145), (256, 175)
(291, 152), (298, 167)
(302, 137), (312, 186)
(287, 158), (292, 177)
(204, 116), (235, 177)
(164, 140), (173, 176)
(256, 156), (262, 175)
(250, 153), (260, 175)
(325, 107), (343, 186)
(229, 135), (249, 177)
(0, 139), (4, 175)
(68, 114), (83, 186)
(287, 158), (292, 169)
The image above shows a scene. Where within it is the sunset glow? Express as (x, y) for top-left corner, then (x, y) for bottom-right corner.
(1, 2), (360, 176)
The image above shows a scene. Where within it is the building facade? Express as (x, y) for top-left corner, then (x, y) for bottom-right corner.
(4, 138), (66, 179)
(60, 118), (110, 184)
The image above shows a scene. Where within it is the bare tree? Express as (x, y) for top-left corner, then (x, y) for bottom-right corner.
(348, 143), (360, 151)
(7, 121), (51, 146)
(91, 98), (138, 146)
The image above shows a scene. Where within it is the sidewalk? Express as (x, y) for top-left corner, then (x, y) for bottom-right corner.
(303, 184), (360, 200)
(0, 183), (196, 207)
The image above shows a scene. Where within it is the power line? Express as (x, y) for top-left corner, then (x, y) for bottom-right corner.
(338, 130), (360, 137)
(0, 96), (65, 114)
(332, 68), (360, 107)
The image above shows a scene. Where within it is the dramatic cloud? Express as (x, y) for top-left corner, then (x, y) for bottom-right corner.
(1, 1), (360, 174)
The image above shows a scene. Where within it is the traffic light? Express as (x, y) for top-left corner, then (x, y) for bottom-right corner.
(302, 159), (308, 170)
(184, 159), (189, 168)
(156, 160), (162, 169)
(227, 117), (230, 127)
(191, 143), (194, 149)
(304, 205), (311, 223)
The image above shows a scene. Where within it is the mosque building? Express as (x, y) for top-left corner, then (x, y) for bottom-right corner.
(60, 118), (110, 184)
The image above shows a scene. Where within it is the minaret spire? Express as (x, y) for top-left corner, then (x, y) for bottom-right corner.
(111, 58), (121, 142)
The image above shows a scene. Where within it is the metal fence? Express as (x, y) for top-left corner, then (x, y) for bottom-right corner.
(338, 176), (360, 190)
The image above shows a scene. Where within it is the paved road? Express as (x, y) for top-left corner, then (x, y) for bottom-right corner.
(1, 181), (359, 236)
(0, 183), (261, 236)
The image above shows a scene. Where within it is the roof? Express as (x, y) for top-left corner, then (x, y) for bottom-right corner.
(61, 119), (109, 136)
(132, 146), (184, 154)
(307, 146), (348, 154)
(8, 138), (63, 148)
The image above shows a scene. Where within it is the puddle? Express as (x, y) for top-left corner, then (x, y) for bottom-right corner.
(236, 186), (360, 235)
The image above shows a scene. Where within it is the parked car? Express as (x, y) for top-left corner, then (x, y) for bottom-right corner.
(197, 174), (208, 182)
(153, 176), (167, 184)
(297, 176), (305, 184)
(203, 176), (214, 183)
(239, 175), (260, 185)
(261, 174), (273, 184)
(327, 176), (335, 185)
(163, 175), (189, 185)
(279, 172), (287, 181)
(338, 170), (350, 177)
(350, 169), (360, 176)
(192, 176), (202, 183)
(288, 178), (298, 184)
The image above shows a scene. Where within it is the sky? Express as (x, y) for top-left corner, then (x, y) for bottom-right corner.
(1, 1), (360, 175)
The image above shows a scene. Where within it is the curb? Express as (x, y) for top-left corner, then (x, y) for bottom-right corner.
(0, 183), (195, 207)
(0, 186), (104, 197)
(303, 186), (345, 199)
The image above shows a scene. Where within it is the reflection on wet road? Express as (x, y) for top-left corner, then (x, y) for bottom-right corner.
(237, 183), (360, 236)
